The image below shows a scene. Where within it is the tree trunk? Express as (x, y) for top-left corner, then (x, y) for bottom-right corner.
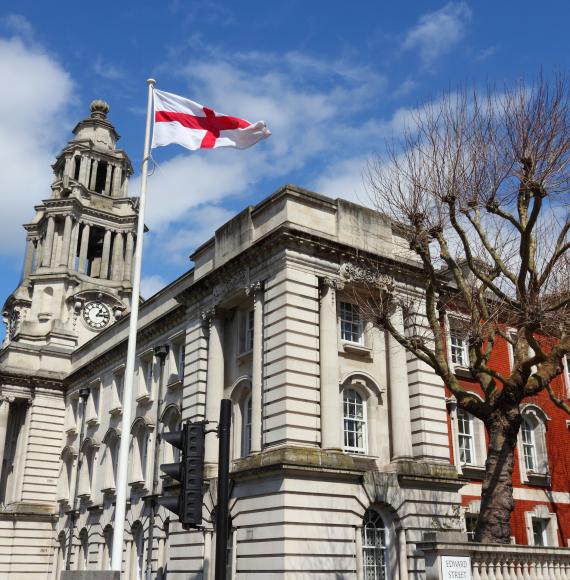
(475, 405), (521, 543)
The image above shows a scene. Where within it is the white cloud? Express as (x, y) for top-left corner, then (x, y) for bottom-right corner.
(93, 57), (124, 80)
(402, 2), (472, 67)
(0, 26), (74, 255)
(140, 275), (168, 299)
(137, 50), (390, 258)
(311, 157), (370, 205)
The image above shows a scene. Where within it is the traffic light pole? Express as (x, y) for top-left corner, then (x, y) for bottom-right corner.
(215, 399), (232, 580)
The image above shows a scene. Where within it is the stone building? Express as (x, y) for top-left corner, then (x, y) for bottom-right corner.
(1, 100), (568, 580)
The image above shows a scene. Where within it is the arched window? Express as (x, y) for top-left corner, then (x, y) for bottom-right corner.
(457, 408), (475, 464)
(518, 406), (549, 483)
(130, 418), (153, 488)
(130, 522), (145, 580)
(78, 438), (99, 498)
(242, 395), (252, 457)
(53, 531), (67, 579)
(343, 389), (367, 454)
(102, 525), (113, 570)
(77, 528), (89, 571)
(362, 510), (387, 579)
(230, 378), (252, 459)
(521, 418), (537, 471)
(161, 405), (181, 466)
(102, 428), (120, 493)
(57, 446), (77, 503)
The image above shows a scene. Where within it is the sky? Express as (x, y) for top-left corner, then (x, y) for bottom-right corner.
(0, 0), (568, 319)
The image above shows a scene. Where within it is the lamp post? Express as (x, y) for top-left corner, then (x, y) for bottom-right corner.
(65, 387), (89, 571)
(145, 344), (169, 580)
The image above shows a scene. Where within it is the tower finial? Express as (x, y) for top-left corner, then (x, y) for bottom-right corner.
(90, 99), (110, 119)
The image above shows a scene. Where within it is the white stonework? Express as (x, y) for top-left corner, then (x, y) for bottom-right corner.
(0, 103), (464, 579)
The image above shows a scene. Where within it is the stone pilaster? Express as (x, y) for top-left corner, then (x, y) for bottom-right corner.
(124, 232), (134, 282)
(23, 238), (35, 278)
(204, 308), (224, 469)
(59, 215), (73, 267)
(388, 305), (413, 460)
(246, 281), (264, 454)
(319, 277), (343, 450)
(78, 223), (90, 274)
(41, 216), (55, 267)
(111, 232), (124, 281)
(100, 229), (112, 279)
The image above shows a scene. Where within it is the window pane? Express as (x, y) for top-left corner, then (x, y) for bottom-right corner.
(343, 390), (366, 454)
(340, 302), (363, 344)
(362, 510), (387, 580)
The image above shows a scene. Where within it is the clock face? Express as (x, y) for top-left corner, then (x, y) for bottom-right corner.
(83, 301), (111, 330)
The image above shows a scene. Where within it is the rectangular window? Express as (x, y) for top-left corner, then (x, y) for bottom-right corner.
(457, 408), (474, 465)
(532, 518), (548, 546)
(450, 332), (468, 367)
(86, 383), (101, 425)
(465, 514), (478, 542)
(340, 302), (363, 344)
(111, 370), (124, 414)
(244, 309), (254, 353)
(522, 421), (537, 471)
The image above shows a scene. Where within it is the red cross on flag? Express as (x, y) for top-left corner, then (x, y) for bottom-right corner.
(151, 89), (271, 151)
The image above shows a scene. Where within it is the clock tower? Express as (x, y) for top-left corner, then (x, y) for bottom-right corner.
(1, 99), (138, 373)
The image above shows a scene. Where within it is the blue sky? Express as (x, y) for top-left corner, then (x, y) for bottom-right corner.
(0, 0), (568, 316)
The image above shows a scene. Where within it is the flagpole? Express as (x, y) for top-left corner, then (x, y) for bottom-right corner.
(111, 77), (155, 572)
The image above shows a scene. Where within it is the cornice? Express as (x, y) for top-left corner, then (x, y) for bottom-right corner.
(0, 368), (64, 391)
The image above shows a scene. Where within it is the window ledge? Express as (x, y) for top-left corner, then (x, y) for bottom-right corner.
(109, 406), (122, 417)
(136, 393), (153, 405)
(453, 366), (472, 379)
(525, 471), (551, 486)
(129, 480), (148, 492)
(166, 378), (183, 391)
(341, 343), (372, 358)
(237, 350), (253, 365)
(460, 465), (486, 480)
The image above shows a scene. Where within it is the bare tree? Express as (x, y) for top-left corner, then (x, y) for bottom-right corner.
(365, 74), (570, 544)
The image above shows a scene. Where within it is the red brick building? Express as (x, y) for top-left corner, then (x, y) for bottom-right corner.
(445, 332), (570, 546)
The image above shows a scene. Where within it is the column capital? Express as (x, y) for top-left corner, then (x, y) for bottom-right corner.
(245, 280), (264, 296)
(321, 276), (345, 292)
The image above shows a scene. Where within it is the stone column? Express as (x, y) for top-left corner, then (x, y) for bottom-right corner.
(78, 223), (90, 274)
(104, 164), (112, 195)
(398, 527), (409, 580)
(68, 219), (79, 269)
(247, 282), (264, 454)
(124, 232), (134, 282)
(100, 230), (112, 279)
(23, 238), (35, 278)
(89, 159), (99, 191)
(79, 157), (90, 186)
(59, 215), (73, 267)
(41, 216), (55, 267)
(112, 166), (122, 197)
(0, 399), (10, 489)
(111, 232), (124, 281)
(388, 306), (413, 460)
(63, 156), (72, 178)
(204, 309), (224, 468)
(319, 278), (343, 450)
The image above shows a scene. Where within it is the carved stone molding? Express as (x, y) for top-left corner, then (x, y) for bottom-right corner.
(213, 268), (249, 300)
(339, 262), (394, 292)
(245, 280), (263, 296)
(321, 277), (345, 292)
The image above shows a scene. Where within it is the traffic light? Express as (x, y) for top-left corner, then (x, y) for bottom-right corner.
(157, 421), (205, 527)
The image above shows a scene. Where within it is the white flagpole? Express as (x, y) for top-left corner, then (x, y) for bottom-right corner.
(111, 78), (156, 571)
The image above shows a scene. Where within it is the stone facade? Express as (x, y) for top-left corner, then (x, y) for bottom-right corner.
(0, 102), (469, 579)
